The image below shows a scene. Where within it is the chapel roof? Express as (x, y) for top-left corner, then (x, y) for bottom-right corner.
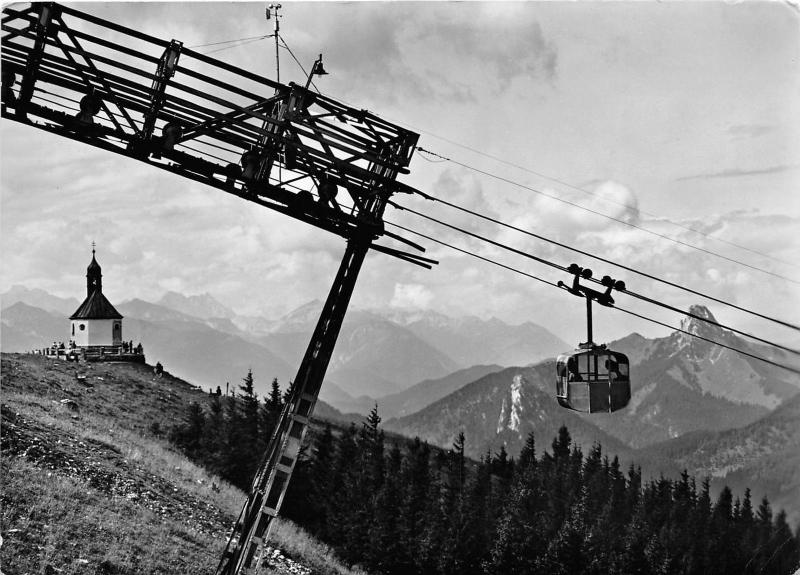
(70, 290), (123, 320)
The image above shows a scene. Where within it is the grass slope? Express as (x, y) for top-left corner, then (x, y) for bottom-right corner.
(0, 353), (365, 575)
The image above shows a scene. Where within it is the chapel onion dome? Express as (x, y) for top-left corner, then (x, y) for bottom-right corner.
(86, 247), (103, 293)
(87, 251), (101, 274)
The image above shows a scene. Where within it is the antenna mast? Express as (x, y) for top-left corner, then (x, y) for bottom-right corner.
(266, 3), (281, 83)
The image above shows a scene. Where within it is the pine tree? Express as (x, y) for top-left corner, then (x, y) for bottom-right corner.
(370, 442), (405, 574)
(707, 485), (738, 574)
(400, 437), (432, 574)
(222, 390), (249, 487)
(439, 452), (493, 575)
(360, 404), (385, 492)
(552, 425), (572, 460)
(238, 369), (259, 430)
(341, 405), (385, 565)
(452, 431), (466, 494)
(203, 393), (226, 475)
(518, 431), (537, 475)
(740, 488), (754, 524)
(756, 496), (773, 527)
(236, 369), (262, 479)
(171, 401), (205, 454)
(328, 423), (361, 560)
(754, 496), (775, 571)
(619, 504), (651, 575)
(768, 510), (800, 575)
(492, 444), (513, 482)
(282, 379), (295, 404)
(260, 378), (283, 444)
(539, 497), (589, 575)
(582, 444), (606, 518)
(303, 423), (335, 538)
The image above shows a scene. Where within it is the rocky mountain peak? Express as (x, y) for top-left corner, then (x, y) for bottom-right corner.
(1, 285), (79, 315)
(679, 305), (718, 332)
(268, 300), (324, 332)
(676, 305), (724, 352)
(158, 291), (236, 319)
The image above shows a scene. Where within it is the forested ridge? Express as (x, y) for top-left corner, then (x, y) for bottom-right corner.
(171, 372), (800, 575)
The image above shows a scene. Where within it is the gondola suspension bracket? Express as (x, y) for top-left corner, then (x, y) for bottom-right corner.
(558, 263), (626, 346)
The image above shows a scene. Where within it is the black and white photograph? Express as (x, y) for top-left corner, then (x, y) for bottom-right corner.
(2, 2), (799, 574)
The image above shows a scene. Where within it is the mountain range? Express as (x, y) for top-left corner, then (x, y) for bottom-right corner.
(254, 302), (463, 398)
(579, 307), (800, 448)
(383, 362), (634, 460)
(158, 291), (237, 320)
(1, 285), (80, 316)
(0, 286), (568, 404)
(381, 304), (800, 523)
(3, 285), (799, 524)
(382, 308), (568, 367)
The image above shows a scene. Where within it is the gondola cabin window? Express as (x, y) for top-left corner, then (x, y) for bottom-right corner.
(556, 348), (631, 413)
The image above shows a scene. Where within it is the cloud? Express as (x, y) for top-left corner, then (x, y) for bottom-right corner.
(676, 164), (799, 181)
(497, 179), (641, 250)
(3, 3), (798, 348)
(588, 181), (640, 225)
(391, 168), (502, 253)
(410, 10), (558, 93)
(726, 124), (775, 139)
(390, 283), (435, 309)
(288, 3), (557, 104)
(574, 210), (800, 316)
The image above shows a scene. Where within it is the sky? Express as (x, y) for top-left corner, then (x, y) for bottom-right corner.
(2, 1), (799, 348)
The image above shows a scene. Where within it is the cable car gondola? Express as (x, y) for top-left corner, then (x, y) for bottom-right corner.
(555, 264), (631, 413)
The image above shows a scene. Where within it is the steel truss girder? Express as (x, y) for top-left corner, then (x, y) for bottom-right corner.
(1, 2), (428, 265)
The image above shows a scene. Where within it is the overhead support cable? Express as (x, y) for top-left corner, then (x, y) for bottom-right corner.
(385, 221), (800, 377)
(189, 34), (268, 49)
(386, 221), (560, 289)
(394, 192), (800, 332)
(203, 36), (268, 56)
(159, 28), (797, 278)
(279, 37), (320, 93)
(388, 200), (800, 353)
(412, 139), (800, 271)
(289, 98), (794, 272)
(416, 147), (800, 286)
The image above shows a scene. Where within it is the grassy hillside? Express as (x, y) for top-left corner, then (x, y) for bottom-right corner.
(0, 353), (365, 575)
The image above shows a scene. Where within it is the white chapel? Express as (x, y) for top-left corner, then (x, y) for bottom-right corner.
(69, 246), (123, 348)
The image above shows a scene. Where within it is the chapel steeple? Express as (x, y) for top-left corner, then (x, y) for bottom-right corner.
(87, 242), (102, 295)
(71, 244), (121, 323)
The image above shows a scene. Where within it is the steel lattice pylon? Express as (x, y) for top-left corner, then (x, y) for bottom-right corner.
(1, 4), (436, 573)
(216, 234), (371, 574)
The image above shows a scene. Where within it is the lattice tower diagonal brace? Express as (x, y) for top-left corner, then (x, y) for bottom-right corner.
(216, 233), (372, 575)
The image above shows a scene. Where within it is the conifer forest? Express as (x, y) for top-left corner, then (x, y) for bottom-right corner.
(171, 372), (800, 575)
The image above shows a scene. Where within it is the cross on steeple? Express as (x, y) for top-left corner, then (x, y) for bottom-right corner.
(91, 240), (96, 255)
